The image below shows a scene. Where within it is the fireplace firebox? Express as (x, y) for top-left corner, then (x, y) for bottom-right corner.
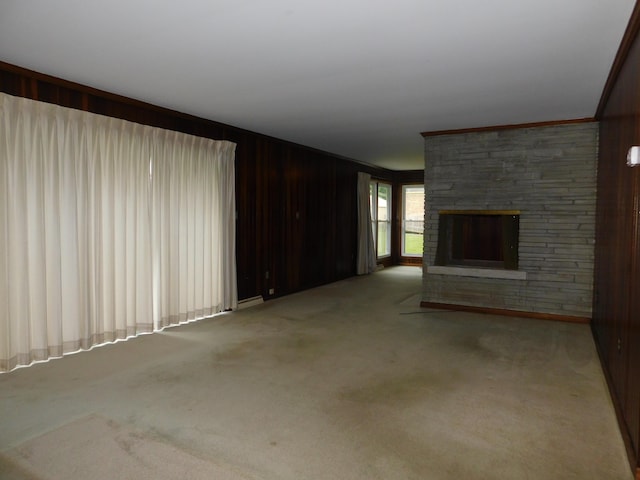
(435, 210), (520, 270)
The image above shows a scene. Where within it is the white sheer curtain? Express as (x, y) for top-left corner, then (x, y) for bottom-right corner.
(356, 172), (377, 275)
(0, 92), (237, 372)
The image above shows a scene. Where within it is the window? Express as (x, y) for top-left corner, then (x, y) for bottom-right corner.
(370, 181), (392, 258)
(401, 185), (425, 257)
(435, 210), (520, 270)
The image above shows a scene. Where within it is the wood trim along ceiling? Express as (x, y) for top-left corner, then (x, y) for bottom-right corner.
(420, 117), (596, 138)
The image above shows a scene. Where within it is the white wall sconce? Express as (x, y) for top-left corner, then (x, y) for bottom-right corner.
(627, 146), (640, 166)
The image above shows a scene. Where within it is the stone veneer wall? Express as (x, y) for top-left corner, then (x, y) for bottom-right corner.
(422, 122), (598, 318)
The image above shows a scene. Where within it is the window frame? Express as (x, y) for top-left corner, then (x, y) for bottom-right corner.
(370, 180), (392, 259)
(400, 184), (425, 258)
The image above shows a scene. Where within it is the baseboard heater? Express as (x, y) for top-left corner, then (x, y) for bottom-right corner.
(237, 295), (264, 310)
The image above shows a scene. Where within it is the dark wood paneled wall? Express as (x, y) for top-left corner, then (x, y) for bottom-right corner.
(593, 4), (640, 477)
(0, 61), (393, 302)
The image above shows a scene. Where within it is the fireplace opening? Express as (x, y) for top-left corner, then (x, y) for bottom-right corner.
(435, 210), (520, 270)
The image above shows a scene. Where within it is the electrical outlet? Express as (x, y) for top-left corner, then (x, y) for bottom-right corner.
(269, 288), (275, 295)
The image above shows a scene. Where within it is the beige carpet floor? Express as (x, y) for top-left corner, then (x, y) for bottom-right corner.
(0, 266), (633, 479)
(2, 414), (251, 480)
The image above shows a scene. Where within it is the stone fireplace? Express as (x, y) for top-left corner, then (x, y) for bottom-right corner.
(422, 122), (598, 319)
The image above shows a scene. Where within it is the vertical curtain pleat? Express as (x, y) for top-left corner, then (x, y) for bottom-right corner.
(0, 92), (237, 372)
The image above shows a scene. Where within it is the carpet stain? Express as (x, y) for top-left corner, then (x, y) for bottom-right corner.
(453, 334), (502, 361)
(213, 333), (325, 365)
(0, 453), (41, 480)
(213, 339), (263, 363)
(341, 371), (457, 406)
(148, 369), (192, 385)
(116, 436), (134, 455)
(274, 334), (324, 363)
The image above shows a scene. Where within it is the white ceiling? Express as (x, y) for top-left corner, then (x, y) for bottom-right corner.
(0, 0), (635, 170)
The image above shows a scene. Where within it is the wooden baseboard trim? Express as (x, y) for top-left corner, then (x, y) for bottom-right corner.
(419, 301), (590, 324)
(398, 259), (423, 266)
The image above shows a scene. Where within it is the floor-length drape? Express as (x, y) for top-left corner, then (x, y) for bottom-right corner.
(150, 130), (237, 330)
(356, 172), (377, 275)
(0, 92), (237, 372)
